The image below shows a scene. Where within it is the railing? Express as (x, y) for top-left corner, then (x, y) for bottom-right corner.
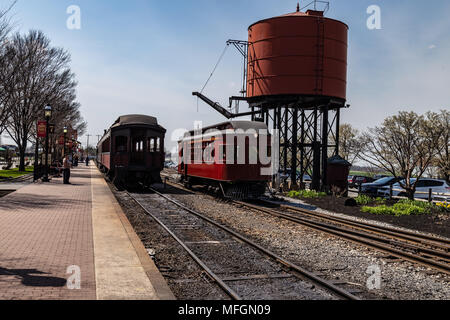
(371, 185), (450, 203)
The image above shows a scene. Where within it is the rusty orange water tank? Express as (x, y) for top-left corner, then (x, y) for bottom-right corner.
(247, 9), (348, 100)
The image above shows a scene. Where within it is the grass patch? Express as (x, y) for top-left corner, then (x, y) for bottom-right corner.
(0, 167), (34, 179)
(349, 171), (393, 178)
(362, 199), (440, 216)
(288, 190), (327, 199)
(349, 171), (374, 178)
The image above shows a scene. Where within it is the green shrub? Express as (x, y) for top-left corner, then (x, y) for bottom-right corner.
(288, 189), (327, 199)
(288, 191), (300, 198)
(362, 199), (431, 216)
(374, 197), (386, 205)
(397, 199), (433, 209)
(355, 195), (372, 205)
(361, 205), (393, 215)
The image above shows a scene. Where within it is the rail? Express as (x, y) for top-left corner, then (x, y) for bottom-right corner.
(130, 187), (360, 300)
(161, 176), (450, 276)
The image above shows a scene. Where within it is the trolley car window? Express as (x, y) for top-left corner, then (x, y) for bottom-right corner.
(115, 136), (128, 152)
(156, 137), (160, 152)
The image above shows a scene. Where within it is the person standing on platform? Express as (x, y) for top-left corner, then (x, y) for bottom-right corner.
(86, 156), (89, 166)
(63, 155), (71, 184)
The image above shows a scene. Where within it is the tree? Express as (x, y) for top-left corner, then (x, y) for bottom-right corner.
(335, 124), (362, 164)
(360, 111), (444, 199)
(3, 30), (82, 171)
(0, 0), (17, 132)
(427, 110), (449, 182)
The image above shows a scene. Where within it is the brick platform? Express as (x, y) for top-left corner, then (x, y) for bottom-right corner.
(0, 165), (174, 300)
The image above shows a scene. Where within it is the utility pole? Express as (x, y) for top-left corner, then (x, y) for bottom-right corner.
(86, 134), (92, 157)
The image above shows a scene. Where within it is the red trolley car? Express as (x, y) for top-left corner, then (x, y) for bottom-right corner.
(178, 121), (272, 199)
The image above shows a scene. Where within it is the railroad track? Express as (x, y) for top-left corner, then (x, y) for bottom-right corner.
(235, 200), (450, 276)
(161, 176), (450, 276)
(127, 188), (361, 300)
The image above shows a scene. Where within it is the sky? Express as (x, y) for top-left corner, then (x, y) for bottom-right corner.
(2, 0), (449, 156)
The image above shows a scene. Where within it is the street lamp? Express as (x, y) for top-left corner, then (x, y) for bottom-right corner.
(71, 138), (75, 162)
(63, 126), (68, 157)
(42, 105), (52, 182)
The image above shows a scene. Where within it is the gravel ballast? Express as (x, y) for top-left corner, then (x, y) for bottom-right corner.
(163, 184), (449, 300)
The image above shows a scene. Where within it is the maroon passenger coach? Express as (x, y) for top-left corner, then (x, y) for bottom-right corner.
(97, 114), (166, 187)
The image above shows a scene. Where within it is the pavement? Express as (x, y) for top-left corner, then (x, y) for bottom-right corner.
(0, 164), (174, 300)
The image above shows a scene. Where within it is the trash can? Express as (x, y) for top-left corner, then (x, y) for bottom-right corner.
(327, 155), (351, 196)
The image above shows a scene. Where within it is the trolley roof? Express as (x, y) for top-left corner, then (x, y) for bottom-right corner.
(183, 121), (269, 138)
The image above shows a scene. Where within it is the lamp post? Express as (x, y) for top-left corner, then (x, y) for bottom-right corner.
(71, 138), (74, 161)
(42, 105), (52, 182)
(63, 127), (68, 158)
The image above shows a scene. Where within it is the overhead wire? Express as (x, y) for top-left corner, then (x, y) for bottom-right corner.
(197, 43), (229, 112)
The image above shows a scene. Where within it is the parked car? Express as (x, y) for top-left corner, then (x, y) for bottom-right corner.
(164, 160), (177, 168)
(373, 174), (390, 180)
(279, 169), (291, 182)
(360, 176), (403, 196)
(348, 175), (355, 185)
(279, 169), (311, 183)
(348, 175), (375, 188)
(378, 178), (450, 201)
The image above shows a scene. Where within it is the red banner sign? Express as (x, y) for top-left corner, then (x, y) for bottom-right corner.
(37, 121), (47, 138)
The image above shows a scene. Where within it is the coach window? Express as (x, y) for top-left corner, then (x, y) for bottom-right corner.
(156, 137), (161, 152)
(149, 138), (155, 152)
(115, 136), (128, 152)
(133, 138), (144, 152)
(102, 138), (110, 153)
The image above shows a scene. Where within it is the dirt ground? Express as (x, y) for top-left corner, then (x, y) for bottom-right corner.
(293, 195), (450, 238)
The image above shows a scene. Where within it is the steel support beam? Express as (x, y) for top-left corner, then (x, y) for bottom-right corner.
(321, 106), (329, 191)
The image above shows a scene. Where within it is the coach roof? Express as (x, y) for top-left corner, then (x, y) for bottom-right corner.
(111, 114), (164, 129)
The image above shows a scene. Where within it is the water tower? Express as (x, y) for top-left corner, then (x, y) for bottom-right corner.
(194, 2), (349, 190)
